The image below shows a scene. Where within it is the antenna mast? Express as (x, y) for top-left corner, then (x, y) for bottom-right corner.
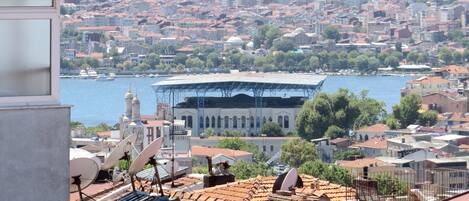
(171, 90), (176, 187)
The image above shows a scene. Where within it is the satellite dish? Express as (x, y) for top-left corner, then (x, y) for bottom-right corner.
(101, 134), (138, 170)
(272, 168), (303, 193)
(129, 137), (163, 175)
(70, 148), (100, 201)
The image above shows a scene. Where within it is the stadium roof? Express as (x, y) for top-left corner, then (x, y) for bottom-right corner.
(152, 72), (327, 92)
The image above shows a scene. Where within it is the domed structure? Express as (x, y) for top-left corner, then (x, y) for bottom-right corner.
(131, 95), (141, 122)
(125, 88), (133, 118)
(226, 36), (244, 45)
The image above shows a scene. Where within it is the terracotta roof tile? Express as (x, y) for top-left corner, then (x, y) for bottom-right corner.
(356, 124), (389, 133)
(192, 146), (253, 158)
(350, 138), (387, 150)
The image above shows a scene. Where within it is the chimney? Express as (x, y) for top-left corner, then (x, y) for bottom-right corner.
(206, 156), (213, 176)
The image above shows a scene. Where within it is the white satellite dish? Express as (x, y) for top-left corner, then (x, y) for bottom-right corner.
(69, 148), (100, 201)
(101, 134), (138, 170)
(280, 168), (299, 191)
(128, 137), (163, 175)
(272, 168), (303, 193)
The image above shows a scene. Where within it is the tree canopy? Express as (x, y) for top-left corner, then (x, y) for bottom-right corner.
(260, 122), (284, 137)
(299, 160), (352, 186)
(388, 94), (421, 129)
(296, 89), (385, 140)
(230, 161), (274, 180)
(280, 139), (317, 167)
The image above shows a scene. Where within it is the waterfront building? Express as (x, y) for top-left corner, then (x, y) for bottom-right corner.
(152, 72), (326, 136)
(401, 76), (451, 97)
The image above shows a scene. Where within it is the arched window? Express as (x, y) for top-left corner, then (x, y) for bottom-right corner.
(250, 116), (254, 128)
(224, 116), (229, 128)
(241, 116), (246, 128)
(181, 116), (187, 127)
(187, 116), (193, 128)
(205, 116), (210, 128)
(268, 117), (273, 122)
(278, 116), (283, 127)
(364, 135), (369, 141)
(256, 117), (260, 128)
(211, 116), (216, 128)
(359, 135), (363, 141)
(199, 116), (204, 129)
(284, 115), (289, 129)
(217, 116), (222, 128)
(263, 116), (267, 124)
(233, 116), (238, 128)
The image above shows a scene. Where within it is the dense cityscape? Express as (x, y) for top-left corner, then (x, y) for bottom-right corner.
(4, 0), (469, 201)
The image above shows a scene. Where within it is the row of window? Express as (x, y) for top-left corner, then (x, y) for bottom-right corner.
(181, 115), (290, 129)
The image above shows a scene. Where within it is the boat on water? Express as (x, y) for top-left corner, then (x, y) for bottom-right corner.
(79, 70), (90, 79)
(87, 69), (98, 79)
(96, 73), (116, 81)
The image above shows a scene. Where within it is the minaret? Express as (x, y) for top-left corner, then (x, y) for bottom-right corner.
(125, 88), (133, 119)
(132, 94), (141, 122)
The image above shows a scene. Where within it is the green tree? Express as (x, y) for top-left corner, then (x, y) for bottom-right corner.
(438, 48), (454, 65)
(419, 110), (438, 126)
(323, 26), (341, 42)
(324, 125), (345, 139)
(333, 150), (365, 161)
(280, 139), (317, 167)
(372, 174), (408, 196)
(395, 42), (402, 52)
(185, 57), (205, 69)
(86, 123), (111, 135)
(230, 161), (274, 180)
(386, 117), (401, 130)
(70, 121), (84, 129)
(144, 53), (160, 69)
(273, 39), (296, 52)
(309, 56), (321, 70)
(406, 52), (419, 64)
(299, 160), (352, 186)
(384, 56), (399, 67)
(392, 94), (422, 128)
(174, 53), (188, 65)
(448, 30), (464, 42)
(260, 122), (284, 137)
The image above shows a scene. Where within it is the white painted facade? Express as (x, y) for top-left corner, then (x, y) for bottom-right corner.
(175, 107), (301, 136)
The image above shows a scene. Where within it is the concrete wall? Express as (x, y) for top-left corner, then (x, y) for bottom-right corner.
(0, 105), (70, 201)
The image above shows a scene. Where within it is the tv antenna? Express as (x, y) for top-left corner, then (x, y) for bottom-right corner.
(128, 137), (165, 196)
(70, 148), (101, 201)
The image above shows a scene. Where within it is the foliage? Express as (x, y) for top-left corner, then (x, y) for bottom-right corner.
(71, 121), (84, 129)
(273, 39), (296, 52)
(192, 165), (209, 174)
(386, 117), (401, 130)
(280, 139), (317, 167)
(391, 94), (422, 128)
(205, 128), (215, 137)
(85, 123), (111, 135)
(296, 89), (385, 140)
(323, 26), (341, 42)
(333, 150), (365, 161)
(223, 130), (244, 137)
(299, 160), (352, 186)
(254, 25), (282, 49)
(324, 125), (345, 139)
(260, 122), (284, 137)
(216, 138), (268, 163)
(419, 110), (438, 127)
(118, 160), (129, 170)
(372, 174), (408, 196)
(230, 161), (274, 180)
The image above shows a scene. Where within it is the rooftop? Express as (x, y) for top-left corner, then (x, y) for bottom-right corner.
(356, 123), (389, 133)
(192, 145), (253, 158)
(351, 138), (388, 150)
(152, 72), (326, 92)
(336, 158), (390, 168)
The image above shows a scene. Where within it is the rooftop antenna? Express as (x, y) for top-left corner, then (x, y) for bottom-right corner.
(128, 137), (164, 196)
(70, 148), (101, 201)
(171, 90), (176, 187)
(272, 168), (303, 193)
(102, 134), (138, 170)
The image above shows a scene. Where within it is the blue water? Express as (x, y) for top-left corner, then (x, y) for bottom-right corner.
(60, 75), (414, 126)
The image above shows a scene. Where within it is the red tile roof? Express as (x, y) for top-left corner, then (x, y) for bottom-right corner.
(168, 175), (356, 201)
(356, 124), (390, 133)
(336, 158), (389, 169)
(351, 138), (387, 150)
(192, 146), (253, 158)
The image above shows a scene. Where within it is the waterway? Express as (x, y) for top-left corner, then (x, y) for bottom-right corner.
(61, 75), (414, 126)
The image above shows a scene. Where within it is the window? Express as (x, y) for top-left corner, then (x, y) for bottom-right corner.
(241, 116), (246, 128)
(263, 116), (267, 124)
(199, 116), (204, 129)
(181, 116), (187, 126)
(211, 116), (215, 128)
(250, 116), (254, 128)
(284, 116), (289, 129)
(0, 1), (59, 106)
(217, 116), (222, 128)
(187, 116), (193, 128)
(256, 117), (260, 128)
(270, 145), (274, 152)
(278, 116), (283, 127)
(233, 116), (237, 128)
(224, 116), (229, 128)
(205, 116), (210, 128)
(263, 145), (266, 152)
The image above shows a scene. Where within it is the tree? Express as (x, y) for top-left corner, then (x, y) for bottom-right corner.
(309, 56), (321, 70)
(70, 121), (84, 129)
(324, 125), (345, 139)
(280, 139), (317, 167)
(392, 94), (422, 128)
(395, 42), (402, 52)
(273, 39), (296, 52)
(144, 53), (160, 69)
(386, 117), (401, 130)
(384, 56), (399, 67)
(372, 174), (408, 196)
(323, 26), (341, 42)
(86, 123), (111, 135)
(260, 122), (284, 137)
(230, 161), (274, 180)
(419, 110), (438, 126)
(135, 62), (150, 71)
(333, 150), (365, 161)
(448, 30), (464, 42)
(299, 160), (352, 186)
(438, 48), (453, 65)
(185, 57), (205, 69)
(174, 53), (188, 65)
(406, 52), (419, 64)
